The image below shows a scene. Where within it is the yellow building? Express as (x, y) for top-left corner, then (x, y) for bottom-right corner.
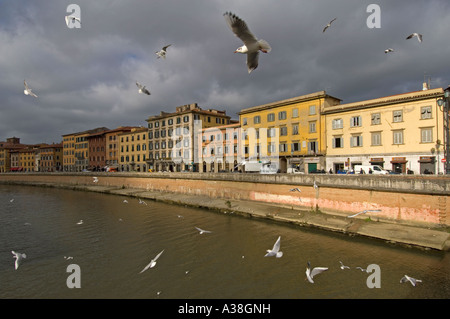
(238, 91), (341, 173)
(18, 148), (36, 172)
(62, 133), (76, 172)
(105, 126), (136, 171)
(323, 87), (445, 174)
(118, 127), (148, 172)
(0, 137), (27, 172)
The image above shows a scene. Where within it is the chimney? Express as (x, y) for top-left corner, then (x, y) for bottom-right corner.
(422, 82), (428, 90)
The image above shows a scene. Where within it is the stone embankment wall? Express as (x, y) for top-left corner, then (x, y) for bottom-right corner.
(1, 172), (449, 226)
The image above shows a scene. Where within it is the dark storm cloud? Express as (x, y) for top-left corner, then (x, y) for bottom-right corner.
(0, 0), (449, 144)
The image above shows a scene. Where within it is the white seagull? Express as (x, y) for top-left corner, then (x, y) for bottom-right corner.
(356, 266), (369, 273)
(384, 48), (394, 54)
(347, 209), (381, 218)
(139, 250), (164, 273)
(313, 181), (319, 189)
(323, 18), (337, 33)
(264, 236), (283, 258)
(123, 200), (128, 203)
(289, 188), (301, 192)
(155, 44), (171, 59)
(23, 80), (38, 98)
(339, 261), (350, 270)
(12, 251), (26, 270)
(223, 11), (271, 74)
(305, 261), (328, 283)
(64, 256), (73, 260)
(400, 275), (422, 287)
(138, 198), (147, 205)
(76, 220), (83, 225)
(65, 15), (81, 27)
(406, 33), (423, 43)
(92, 177), (98, 183)
(195, 227), (212, 234)
(136, 82), (151, 95)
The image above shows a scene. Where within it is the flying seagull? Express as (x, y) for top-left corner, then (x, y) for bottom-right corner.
(323, 18), (337, 33)
(65, 15), (81, 27)
(339, 261), (350, 270)
(139, 250), (164, 273)
(93, 177), (98, 183)
(384, 48), (394, 54)
(313, 181), (319, 189)
(23, 80), (38, 98)
(223, 11), (271, 74)
(289, 188), (301, 192)
(400, 275), (422, 287)
(138, 198), (147, 205)
(305, 261), (328, 283)
(155, 45), (171, 59)
(136, 82), (151, 95)
(195, 227), (212, 234)
(406, 33), (423, 43)
(11, 251), (26, 270)
(356, 266), (369, 273)
(347, 209), (381, 218)
(264, 236), (283, 258)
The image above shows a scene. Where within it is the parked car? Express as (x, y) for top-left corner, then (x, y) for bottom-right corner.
(309, 169), (326, 174)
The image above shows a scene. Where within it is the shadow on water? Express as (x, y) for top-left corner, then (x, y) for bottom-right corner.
(0, 185), (448, 299)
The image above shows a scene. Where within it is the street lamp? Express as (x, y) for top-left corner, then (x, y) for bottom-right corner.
(437, 85), (450, 174)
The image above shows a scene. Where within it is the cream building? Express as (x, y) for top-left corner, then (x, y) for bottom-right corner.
(323, 86), (445, 174)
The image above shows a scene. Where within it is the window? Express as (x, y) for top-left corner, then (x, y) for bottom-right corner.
(267, 113), (275, 122)
(393, 110), (403, 123)
(243, 118), (248, 125)
(267, 127), (277, 138)
(292, 142), (300, 152)
(309, 105), (316, 115)
(393, 130), (403, 144)
(292, 108), (299, 118)
(168, 119), (173, 125)
(278, 111), (287, 120)
(371, 132), (382, 146)
(350, 116), (362, 127)
(421, 128), (433, 143)
(350, 135), (363, 147)
(332, 136), (343, 148)
(308, 141), (318, 153)
(371, 113), (381, 125)
(309, 121), (316, 133)
(183, 115), (189, 123)
(267, 144), (276, 153)
(155, 122), (159, 128)
(421, 106), (432, 119)
(279, 143), (288, 152)
(292, 124), (299, 135)
(280, 127), (288, 136)
(253, 116), (261, 124)
(332, 118), (343, 129)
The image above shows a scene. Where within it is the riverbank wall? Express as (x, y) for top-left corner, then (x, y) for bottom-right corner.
(1, 172), (449, 251)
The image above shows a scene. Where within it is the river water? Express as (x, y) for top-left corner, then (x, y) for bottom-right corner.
(0, 184), (448, 299)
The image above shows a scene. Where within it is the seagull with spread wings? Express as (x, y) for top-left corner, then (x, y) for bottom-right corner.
(136, 82), (151, 95)
(406, 33), (423, 43)
(155, 45), (171, 59)
(223, 11), (271, 74)
(24, 80), (38, 98)
(323, 18), (337, 33)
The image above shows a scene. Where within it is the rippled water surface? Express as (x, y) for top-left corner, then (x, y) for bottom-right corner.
(0, 185), (448, 299)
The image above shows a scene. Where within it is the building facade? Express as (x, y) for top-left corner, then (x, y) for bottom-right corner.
(145, 103), (232, 172)
(238, 91), (341, 173)
(38, 143), (63, 172)
(323, 87), (445, 174)
(118, 127), (148, 172)
(105, 126), (136, 171)
(199, 122), (241, 172)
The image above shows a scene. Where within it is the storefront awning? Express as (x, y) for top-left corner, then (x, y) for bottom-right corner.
(418, 156), (435, 163)
(390, 157), (407, 164)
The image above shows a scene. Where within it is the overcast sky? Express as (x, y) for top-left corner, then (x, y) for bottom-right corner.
(1, 0), (449, 144)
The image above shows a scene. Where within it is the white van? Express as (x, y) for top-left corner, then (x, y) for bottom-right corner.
(354, 165), (388, 175)
(287, 167), (304, 174)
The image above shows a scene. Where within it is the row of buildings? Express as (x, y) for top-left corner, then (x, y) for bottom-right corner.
(1, 82), (449, 175)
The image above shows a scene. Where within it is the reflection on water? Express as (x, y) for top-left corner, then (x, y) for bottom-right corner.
(0, 185), (448, 299)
